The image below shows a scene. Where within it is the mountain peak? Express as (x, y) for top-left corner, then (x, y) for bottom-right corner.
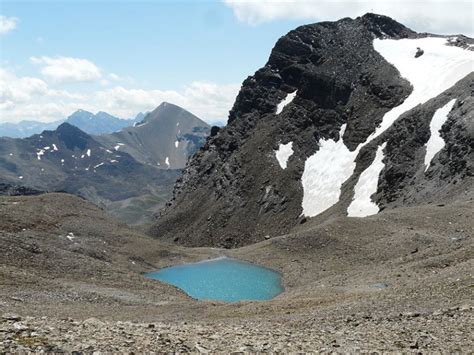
(69, 109), (93, 117)
(55, 122), (92, 150)
(359, 13), (416, 39)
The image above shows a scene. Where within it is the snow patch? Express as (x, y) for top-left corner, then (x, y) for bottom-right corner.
(165, 157), (170, 167)
(275, 142), (293, 169)
(175, 140), (179, 148)
(302, 125), (357, 217)
(94, 162), (104, 169)
(66, 232), (75, 242)
(367, 37), (473, 144)
(424, 99), (456, 171)
(36, 149), (45, 160)
(276, 91), (297, 114)
(110, 159), (118, 163)
(114, 143), (124, 151)
(347, 143), (387, 217)
(52, 144), (58, 151)
(86, 149), (91, 157)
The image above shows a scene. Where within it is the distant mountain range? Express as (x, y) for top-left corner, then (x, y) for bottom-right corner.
(0, 110), (146, 138)
(0, 102), (210, 224)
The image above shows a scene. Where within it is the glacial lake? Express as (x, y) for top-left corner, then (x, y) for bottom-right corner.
(146, 257), (283, 302)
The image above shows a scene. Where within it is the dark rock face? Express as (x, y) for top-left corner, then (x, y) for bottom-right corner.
(151, 14), (473, 248)
(0, 183), (43, 196)
(377, 75), (474, 208)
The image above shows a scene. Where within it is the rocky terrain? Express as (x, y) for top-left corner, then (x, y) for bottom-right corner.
(0, 103), (209, 225)
(151, 14), (473, 248)
(0, 192), (472, 352)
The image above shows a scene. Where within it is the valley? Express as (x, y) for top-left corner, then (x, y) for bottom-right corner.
(0, 192), (472, 351)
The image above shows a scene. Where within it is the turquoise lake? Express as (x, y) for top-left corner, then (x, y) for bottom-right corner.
(146, 257), (283, 302)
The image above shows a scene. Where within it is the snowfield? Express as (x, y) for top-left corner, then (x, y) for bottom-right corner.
(301, 37), (473, 218)
(367, 37), (473, 145)
(424, 99), (456, 171)
(302, 125), (357, 217)
(275, 142), (293, 169)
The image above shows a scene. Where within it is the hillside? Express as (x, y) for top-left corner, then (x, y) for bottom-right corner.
(0, 123), (179, 224)
(0, 102), (211, 224)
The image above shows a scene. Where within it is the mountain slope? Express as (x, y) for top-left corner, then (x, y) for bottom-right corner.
(0, 123), (180, 224)
(95, 102), (211, 169)
(151, 14), (474, 247)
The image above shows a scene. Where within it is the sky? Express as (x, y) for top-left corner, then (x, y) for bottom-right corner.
(1, 0), (472, 124)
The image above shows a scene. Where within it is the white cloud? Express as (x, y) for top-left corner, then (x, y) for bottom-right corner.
(94, 82), (240, 122)
(0, 68), (240, 124)
(0, 69), (49, 104)
(0, 15), (18, 34)
(30, 56), (102, 83)
(108, 73), (121, 81)
(223, 0), (474, 37)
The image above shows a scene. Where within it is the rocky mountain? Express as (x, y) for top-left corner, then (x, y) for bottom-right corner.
(0, 110), (145, 138)
(151, 14), (474, 248)
(0, 103), (210, 223)
(95, 102), (211, 169)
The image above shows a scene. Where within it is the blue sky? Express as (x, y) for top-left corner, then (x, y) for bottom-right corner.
(1, 0), (471, 124)
(1, 1), (302, 123)
(3, 1), (302, 89)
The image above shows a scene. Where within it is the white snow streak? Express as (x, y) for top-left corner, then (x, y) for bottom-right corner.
(86, 149), (91, 157)
(175, 140), (179, 148)
(301, 125), (357, 217)
(52, 144), (58, 151)
(424, 99), (456, 171)
(276, 91), (297, 114)
(165, 157), (170, 167)
(347, 143), (387, 217)
(275, 142), (293, 169)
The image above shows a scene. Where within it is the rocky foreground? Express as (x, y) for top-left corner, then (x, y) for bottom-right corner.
(0, 193), (473, 352)
(2, 305), (473, 352)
